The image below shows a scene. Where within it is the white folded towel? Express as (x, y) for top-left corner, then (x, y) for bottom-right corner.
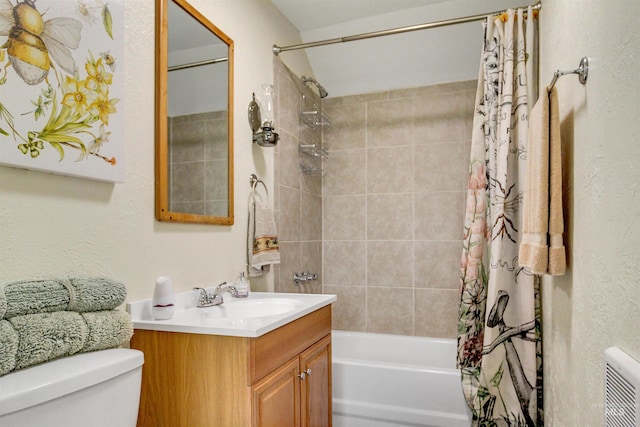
(248, 200), (280, 277)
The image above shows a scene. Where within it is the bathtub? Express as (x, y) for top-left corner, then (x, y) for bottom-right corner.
(332, 331), (472, 427)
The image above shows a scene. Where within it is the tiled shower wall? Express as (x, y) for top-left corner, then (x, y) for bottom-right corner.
(168, 112), (228, 216)
(322, 81), (476, 338)
(272, 59), (323, 294)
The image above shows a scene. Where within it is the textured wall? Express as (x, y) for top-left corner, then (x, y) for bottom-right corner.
(0, 1), (313, 301)
(322, 81), (475, 337)
(540, 1), (640, 425)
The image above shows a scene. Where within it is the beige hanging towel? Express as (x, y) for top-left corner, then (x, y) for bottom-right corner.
(247, 180), (280, 277)
(519, 86), (566, 275)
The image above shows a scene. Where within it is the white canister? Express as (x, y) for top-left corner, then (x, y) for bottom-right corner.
(152, 276), (176, 320)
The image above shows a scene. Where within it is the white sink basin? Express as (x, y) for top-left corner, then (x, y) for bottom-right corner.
(173, 298), (303, 321)
(127, 291), (336, 338)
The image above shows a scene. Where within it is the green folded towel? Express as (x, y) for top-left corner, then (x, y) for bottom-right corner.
(0, 320), (18, 375)
(0, 277), (127, 319)
(81, 311), (133, 353)
(10, 311), (87, 371)
(0, 310), (133, 376)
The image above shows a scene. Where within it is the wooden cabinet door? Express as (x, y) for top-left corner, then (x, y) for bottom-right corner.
(299, 335), (331, 427)
(253, 357), (301, 427)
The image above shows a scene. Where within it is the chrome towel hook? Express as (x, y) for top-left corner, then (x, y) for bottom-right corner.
(548, 56), (589, 91)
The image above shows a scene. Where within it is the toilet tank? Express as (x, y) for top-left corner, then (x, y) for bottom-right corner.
(0, 348), (144, 427)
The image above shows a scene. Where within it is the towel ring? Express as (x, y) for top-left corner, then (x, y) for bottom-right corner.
(249, 174), (269, 204)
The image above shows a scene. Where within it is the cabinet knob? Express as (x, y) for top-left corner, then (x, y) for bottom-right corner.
(298, 368), (312, 380)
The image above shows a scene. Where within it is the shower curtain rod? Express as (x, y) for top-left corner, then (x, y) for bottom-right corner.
(168, 56), (228, 72)
(273, 1), (541, 56)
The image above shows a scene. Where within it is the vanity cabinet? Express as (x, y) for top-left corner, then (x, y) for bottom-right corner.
(253, 335), (331, 427)
(130, 305), (332, 427)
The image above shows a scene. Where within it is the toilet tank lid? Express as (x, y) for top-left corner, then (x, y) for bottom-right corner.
(0, 348), (144, 417)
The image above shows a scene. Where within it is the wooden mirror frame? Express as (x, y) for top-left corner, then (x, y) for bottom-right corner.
(155, 0), (234, 225)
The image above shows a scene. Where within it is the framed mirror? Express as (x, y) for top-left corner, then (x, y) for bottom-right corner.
(155, 0), (234, 225)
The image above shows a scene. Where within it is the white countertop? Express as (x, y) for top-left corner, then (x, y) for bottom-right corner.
(127, 290), (336, 338)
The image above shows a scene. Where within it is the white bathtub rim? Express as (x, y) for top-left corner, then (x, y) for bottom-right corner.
(331, 330), (458, 369)
(331, 330), (456, 346)
(332, 356), (461, 376)
(333, 398), (471, 427)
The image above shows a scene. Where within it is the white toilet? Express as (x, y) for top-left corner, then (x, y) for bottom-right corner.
(0, 348), (144, 427)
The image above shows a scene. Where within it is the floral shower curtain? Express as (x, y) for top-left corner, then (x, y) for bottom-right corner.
(457, 7), (542, 427)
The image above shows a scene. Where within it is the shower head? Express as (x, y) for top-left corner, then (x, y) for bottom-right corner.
(301, 76), (328, 99)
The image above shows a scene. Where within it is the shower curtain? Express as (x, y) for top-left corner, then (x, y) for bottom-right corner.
(457, 7), (542, 427)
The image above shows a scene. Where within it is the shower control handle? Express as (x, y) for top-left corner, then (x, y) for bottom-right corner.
(293, 272), (318, 285)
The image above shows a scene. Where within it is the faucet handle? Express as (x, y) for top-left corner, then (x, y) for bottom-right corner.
(216, 282), (241, 298)
(193, 286), (225, 307)
(193, 287), (208, 306)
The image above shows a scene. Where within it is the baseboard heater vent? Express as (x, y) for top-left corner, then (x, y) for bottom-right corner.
(605, 347), (640, 427)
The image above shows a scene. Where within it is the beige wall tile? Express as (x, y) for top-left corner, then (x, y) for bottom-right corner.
(278, 130), (301, 190)
(323, 149), (366, 196)
(276, 241), (301, 293)
(462, 140), (472, 191)
(279, 186), (301, 242)
(462, 89), (476, 142)
(367, 97), (413, 148)
(277, 69), (301, 136)
(367, 146), (413, 194)
(301, 193), (322, 241)
(414, 142), (464, 192)
(295, 240), (323, 293)
(367, 287), (413, 335)
(413, 92), (468, 144)
(301, 241), (322, 281)
(324, 195), (366, 240)
(273, 153), (281, 208)
(301, 171), (322, 196)
(323, 241), (366, 286)
(414, 241), (461, 289)
(367, 194), (413, 240)
(324, 285), (366, 331)
(323, 91), (388, 108)
(414, 289), (459, 338)
(367, 241), (413, 287)
(323, 103), (366, 150)
(414, 191), (464, 241)
(411, 80), (477, 97)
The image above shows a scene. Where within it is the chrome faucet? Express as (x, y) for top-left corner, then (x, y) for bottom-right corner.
(193, 282), (240, 307)
(215, 282), (240, 299)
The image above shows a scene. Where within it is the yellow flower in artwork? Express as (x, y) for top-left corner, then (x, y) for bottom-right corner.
(61, 76), (92, 115)
(85, 57), (113, 93)
(89, 91), (118, 125)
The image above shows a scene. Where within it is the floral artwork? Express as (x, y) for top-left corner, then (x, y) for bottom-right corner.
(0, 0), (124, 182)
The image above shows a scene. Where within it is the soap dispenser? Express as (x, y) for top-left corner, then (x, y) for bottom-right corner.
(235, 272), (249, 298)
